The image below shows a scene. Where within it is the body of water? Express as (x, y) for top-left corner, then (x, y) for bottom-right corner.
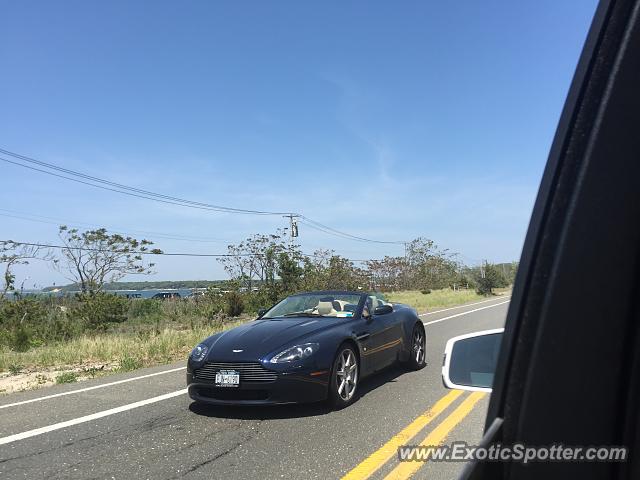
(9, 288), (209, 299)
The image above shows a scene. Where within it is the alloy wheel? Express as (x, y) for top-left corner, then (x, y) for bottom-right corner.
(413, 328), (425, 364)
(336, 349), (358, 401)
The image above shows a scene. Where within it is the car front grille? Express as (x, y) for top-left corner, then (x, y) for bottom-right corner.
(193, 362), (278, 383)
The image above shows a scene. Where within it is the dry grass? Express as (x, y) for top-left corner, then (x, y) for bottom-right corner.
(387, 288), (504, 313)
(0, 320), (244, 372)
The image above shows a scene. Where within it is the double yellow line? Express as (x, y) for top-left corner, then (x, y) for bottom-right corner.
(341, 390), (486, 480)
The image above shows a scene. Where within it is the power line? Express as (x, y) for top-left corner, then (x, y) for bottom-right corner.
(0, 208), (235, 244)
(0, 209), (401, 261)
(4, 241), (269, 258)
(298, 218), (405, 245)
(3, 241), (377, 262)
(0, 147), (407, 244)
(0, 149), (288, 215)
(0, 156), (284, 216)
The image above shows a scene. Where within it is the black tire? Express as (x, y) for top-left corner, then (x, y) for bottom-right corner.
(327, 343), (359, 409)
(404, 323), (427, 370)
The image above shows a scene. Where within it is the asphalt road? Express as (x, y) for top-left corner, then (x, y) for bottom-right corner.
(0, 295), (509, 480)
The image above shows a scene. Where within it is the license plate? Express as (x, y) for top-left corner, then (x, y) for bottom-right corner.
(215, 369), (240, 387)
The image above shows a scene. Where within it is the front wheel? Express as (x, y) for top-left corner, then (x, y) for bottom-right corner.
(404, 324), (427, 370)
(327, 344), (359, 409)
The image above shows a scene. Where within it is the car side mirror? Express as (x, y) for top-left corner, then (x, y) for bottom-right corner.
(442, 328), (503, 392)
(373, 304), (393, 316)
(257, 308), (268, 319)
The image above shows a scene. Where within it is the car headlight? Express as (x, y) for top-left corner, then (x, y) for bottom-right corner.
(191, 343), (209, 362)
(270, 343), (319, 363)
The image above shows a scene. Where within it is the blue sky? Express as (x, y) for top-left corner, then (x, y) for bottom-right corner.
(0, 1), (597, 287)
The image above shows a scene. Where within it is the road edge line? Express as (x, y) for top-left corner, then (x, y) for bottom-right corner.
(419, 296), (511, 316)
(0, 389), (188, 445)
(423, 300), (510, 326)
(0, 366), (187, 410)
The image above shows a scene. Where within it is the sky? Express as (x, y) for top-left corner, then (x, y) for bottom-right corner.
(0, 0), (598, 288)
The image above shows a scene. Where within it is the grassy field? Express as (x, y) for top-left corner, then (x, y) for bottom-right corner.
(0, 320), (247, 373)
(0, 319), (247, 393)
(387, 288), (509, 313)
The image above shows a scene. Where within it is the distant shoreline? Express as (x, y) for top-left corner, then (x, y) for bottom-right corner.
(40, 280), (230, 293)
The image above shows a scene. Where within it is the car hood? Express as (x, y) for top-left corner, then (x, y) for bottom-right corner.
(205, 316), (343, 362)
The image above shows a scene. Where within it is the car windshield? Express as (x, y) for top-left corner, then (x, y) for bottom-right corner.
(262, 293), (362, 318)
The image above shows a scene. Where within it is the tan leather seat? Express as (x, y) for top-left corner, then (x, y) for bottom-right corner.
(316, 301), (337, 316)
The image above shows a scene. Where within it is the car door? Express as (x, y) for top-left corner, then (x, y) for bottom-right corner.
(458, 1), (640, 478)
(355, 295), (394, 374)
(368, 295), (402, 370)
(373, 294), (405, 364)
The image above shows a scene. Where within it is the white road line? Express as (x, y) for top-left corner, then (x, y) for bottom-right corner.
(423, 299), (511, 326)
(0, 366), (186, 410)
(0, 389), (188, 445)
(419, 296), (511, 316)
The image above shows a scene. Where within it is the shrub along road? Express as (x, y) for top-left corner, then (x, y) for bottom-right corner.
(0, 296), (509, 480)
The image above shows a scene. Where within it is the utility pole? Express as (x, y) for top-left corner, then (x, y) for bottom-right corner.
(283, 214), (300, 247)
(403, 242), (408, 289)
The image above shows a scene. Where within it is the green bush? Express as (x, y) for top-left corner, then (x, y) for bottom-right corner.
(56, 371), (78, 384)
(43, 311), (85, 342)
(243, 288), (277, 315)
(0, 298), (47, 350)
(128, 298), (163, 319)
(0, 298), (46, 327)
(199, 289), (225, 318)
(11, 325), (32, 352)
(474, 263), (509, 296)
(225, 291), (244, 317)
(119, 355), (142, 372)
(71, 293), (128, 331)
(421, 289), (431, 295)
(8, 363), (23, 375)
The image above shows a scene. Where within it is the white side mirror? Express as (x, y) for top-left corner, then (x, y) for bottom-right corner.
(442, 328), (504, 392)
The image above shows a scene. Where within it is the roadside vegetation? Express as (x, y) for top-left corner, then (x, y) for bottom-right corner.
(388, 289), (486, 312)
(0, 227), (516, 392)
(0, 293), (248, 369)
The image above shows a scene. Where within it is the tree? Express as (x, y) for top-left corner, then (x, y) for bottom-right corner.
(0, 241), (52, 298)
(366, 256), (405, 291)
(277, 249), (304, 294)
(217, 230), (305, 296)
(218, 231), (291, 292)
(474, 263), (508, 295)
(217, 242), (253, 289)
(325, 255), (367, 290)
(400, 237), (461, 291)
(415, 255), (460, 291)
(508, 261), (519, 284)
(53, 226), (162, 293)
(301, 250), (367, 291)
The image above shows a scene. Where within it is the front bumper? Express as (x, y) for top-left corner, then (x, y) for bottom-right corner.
(186, 366), (330, 406)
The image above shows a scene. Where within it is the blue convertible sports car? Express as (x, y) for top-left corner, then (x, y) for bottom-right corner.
(187, 291), (426, 408)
